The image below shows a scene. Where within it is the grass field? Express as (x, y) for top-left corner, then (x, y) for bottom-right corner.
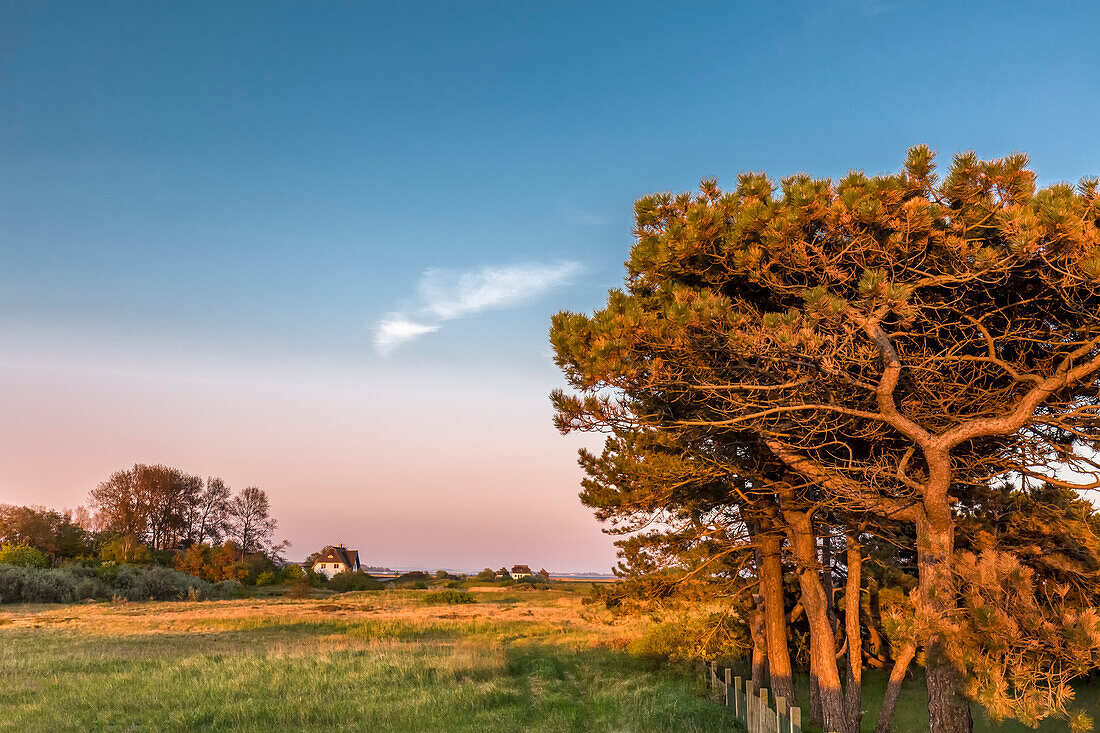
(0, 585), (731, 732)
(1, 584), (1096, 732)
(717, 658), (1100, 732)
(782, 669), (1099, 733)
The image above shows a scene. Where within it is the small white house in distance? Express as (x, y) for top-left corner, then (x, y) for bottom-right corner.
(511, 564), (533, 580)
(312, 545), (361, 578)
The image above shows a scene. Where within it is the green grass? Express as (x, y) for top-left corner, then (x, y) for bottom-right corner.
(5, 589), (1096, 732)
(0, 590), (734, 732)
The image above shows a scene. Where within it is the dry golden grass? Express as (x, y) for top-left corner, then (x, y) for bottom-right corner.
(0, 586), (732, 732)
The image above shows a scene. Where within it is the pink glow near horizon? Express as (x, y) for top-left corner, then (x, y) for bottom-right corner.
(0, 345), (618, 573)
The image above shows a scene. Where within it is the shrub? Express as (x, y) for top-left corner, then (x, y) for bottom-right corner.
(224, 561), (253, 584)
(0, 564), (209, 604)
(105, 565), (212, 601)
(0, 544), (48, 568)
(140, 567), (210, 601)
(422, 590), (475, 605)
(514, 576), (551, 590)
(173, 542), (266, 584)
(328, 571), (384, 592)
(214, 579), (242, 596)
(396, 571), (428, 582)
(628, 613), (748, 663)
(281, 564), (306, 585)
(75, 576), (109, 600)
(288, 581), (312, 599)
(256, 571), (277, 586)
(149, 549), (178, 567)
(99, 536), (152, 565)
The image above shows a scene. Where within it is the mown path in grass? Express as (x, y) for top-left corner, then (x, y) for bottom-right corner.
(0, 588), (732, 732)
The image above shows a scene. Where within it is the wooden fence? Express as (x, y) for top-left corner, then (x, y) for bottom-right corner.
(703, 661), (804, 733)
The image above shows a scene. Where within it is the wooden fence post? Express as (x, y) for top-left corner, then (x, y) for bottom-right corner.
(745, 680), (754, 731)
(748, 677), (756, 730)
(790, 705), (801, 733)
(733, 676), (742, 718)
(724, 667), (732, 708)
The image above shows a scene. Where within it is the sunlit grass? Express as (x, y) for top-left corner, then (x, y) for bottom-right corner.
(0, 588), (732, 732)
(7, 588), (1093, 731)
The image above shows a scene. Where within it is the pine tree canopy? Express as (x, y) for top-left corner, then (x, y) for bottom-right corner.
(551, 147), (1100, 732)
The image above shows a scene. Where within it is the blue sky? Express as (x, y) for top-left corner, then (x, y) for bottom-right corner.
(1, 1), (1098, 570)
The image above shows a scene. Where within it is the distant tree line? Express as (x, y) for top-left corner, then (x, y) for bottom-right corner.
(89, 464), (282, 556)
(1, 463), (291, 600)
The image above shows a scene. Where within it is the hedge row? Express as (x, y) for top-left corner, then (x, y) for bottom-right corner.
(0, 563), (213, 604)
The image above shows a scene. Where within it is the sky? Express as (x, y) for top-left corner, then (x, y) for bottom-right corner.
(1, 1), (1098, 571)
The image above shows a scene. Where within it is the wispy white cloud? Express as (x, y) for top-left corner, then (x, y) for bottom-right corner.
(419, 262), (581, 321)
(373, 261), (580, 353)
(373, 314), (440, 354)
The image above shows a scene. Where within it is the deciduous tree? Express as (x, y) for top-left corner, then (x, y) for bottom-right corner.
(226, 486), (279, 556)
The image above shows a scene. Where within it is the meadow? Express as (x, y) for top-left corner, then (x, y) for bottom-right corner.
(0, 584), (730, 732)
(1, 583), (1096, 732)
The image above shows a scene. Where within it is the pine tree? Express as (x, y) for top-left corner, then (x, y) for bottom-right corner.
(552, 147), (1100, 732)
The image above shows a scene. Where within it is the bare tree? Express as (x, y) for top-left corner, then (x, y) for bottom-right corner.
(90, 465), (150, 541)
(226, 486), (278, 556)
(191, 477), (231, 546)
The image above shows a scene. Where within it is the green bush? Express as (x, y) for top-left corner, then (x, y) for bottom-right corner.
(103, 565), (211, 601)
(0, 564), (210, 604)
(256, 571), (277, 586)
(281, 564), (306, 585)
(224, 561), (252, 584)
(214, 579), (242, 596)
(327, 571), (384, 592)
(628, 613), (748, 663)
(514, 577), (551, 590)
(99, 536), (153, 565)
(0, 544), (48, 568)
(422, 590), (475, 605)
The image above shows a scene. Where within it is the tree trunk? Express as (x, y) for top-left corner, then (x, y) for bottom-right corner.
(865, 576), (888, 668)
(844, 532), (863, 727)
(760, 532), (796, 705)
(821, 529), (838, 633)
(750, 601), (768, 690)
(916, 507), (972, 733)
(785, 509), (852, 733)
(874, 641), (916, 733)
(810, 649), (822, 724)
